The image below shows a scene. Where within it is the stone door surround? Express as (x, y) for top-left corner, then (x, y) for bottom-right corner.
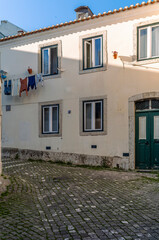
(128, 92), (159, 169)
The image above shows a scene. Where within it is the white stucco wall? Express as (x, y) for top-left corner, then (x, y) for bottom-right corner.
(1, 4), (159, 168)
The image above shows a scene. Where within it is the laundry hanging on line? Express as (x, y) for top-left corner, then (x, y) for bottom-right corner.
(36, 73), (44, 87)
(4, 80), (12, 95)
(27, 75), (36, 91)
(19, 77), (28, 97)
(3, 73), (44, 97)
(12, 79), (20, 96)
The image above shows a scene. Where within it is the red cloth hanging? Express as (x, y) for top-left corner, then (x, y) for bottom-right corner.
(19, 77), (28, 97)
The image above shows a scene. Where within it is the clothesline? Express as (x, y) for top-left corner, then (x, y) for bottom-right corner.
(7, 74), (29, 79)
(6, 73), (44, 81)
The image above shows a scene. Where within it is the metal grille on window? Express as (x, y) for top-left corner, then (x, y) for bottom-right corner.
(151, 99), (159, 109)
(136, 100), (149, 111)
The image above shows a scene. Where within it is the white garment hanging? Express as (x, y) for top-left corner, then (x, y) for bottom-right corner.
(12, 78), (20, 96)
(36, 74), (44, 87)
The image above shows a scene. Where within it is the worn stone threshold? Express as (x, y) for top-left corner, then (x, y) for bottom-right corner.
(136, 169), (159, 173)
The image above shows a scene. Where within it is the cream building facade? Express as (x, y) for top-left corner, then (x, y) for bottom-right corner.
(1, 1), (159, 170)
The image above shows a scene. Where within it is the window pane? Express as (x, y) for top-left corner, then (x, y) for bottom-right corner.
(44, 108), (49, 132)
(95, 102), (102, 129)
(151, 99), (159, 109)
(85, 103), (92, 130)
(84, 40), (92, 69)
(139, 116), (146, 140)
(95, 38), (101, 66)
(87, 41), (92, 68)
(152, 26), (159, 57)
(52, 106), (58, 132)
(136, 100), (149, 111)
(140, 29), (147, 59)
(154, 116), (159, 139)
(50, 47), (58, 75)
(43, 49), (49, 74)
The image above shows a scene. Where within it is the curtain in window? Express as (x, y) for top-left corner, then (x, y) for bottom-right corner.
(86, 41), (92, 68)
(152, 26), (159, 57)
(95, 102), (102, 129)
(43, 49), (49, 74)
(140, 29), (147, 59)
(86, 103), (92, 129)
(44, 108), (49, 132)
(52, 107), (58, 132)
(50, 47), (58, 74)
(95, 38), (101, 66)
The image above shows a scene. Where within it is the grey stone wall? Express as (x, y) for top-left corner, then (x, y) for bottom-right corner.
(2, 147), (129, 170)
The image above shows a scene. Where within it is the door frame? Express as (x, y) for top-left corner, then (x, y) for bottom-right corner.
(128, 92), (159, 169)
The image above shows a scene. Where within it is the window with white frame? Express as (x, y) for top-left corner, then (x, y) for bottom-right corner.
(83, 36), (103, 69)
(41, 45), (58, 75)
(138, 23), (159, 60)
(42, 104), (59, 134)
(83, 100), (103, 131)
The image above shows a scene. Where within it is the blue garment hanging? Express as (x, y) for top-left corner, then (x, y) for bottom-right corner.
(8, 80), (12, 95)
(4, 80), (7, 95)
(27, 75), (36, 91)
(4, 80), (12, 95)
(1, 74), (7, 79)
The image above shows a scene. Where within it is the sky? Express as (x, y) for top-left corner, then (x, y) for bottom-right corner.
(0, 0), (146, 32)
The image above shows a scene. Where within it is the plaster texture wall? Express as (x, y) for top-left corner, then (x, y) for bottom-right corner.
(1, 4), (159, 169)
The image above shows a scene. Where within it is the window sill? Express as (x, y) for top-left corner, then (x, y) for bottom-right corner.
(43, 74), (61, 80)
(80, 130), (107, 136)
(136, 57), (159, 65)
(79, 65), (107, 75)
(39, 133), (62, 138)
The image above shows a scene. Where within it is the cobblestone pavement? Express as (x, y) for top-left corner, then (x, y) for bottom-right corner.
(0, 158), (159, 240)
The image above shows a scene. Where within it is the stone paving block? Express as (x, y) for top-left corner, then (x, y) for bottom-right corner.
(0, 158), (159, 239)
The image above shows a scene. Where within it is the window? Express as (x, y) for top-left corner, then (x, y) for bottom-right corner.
(138, 23), (159, 60)
(83, 36), (103, 69)
(136, 99), (159, 111)
(42, 104), (59, 134)
(83, 100), (103, 132)
(39, 101), (62, 137)
(41, 45), (58, 75)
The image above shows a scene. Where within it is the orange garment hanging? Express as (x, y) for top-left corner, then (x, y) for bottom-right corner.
(19, 77), (28, 97)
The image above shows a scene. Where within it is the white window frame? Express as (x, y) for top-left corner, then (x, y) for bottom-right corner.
(83, 100), (103, 132)
(42, 45), (58, 76)
(42, 105), (59, 134)
(84, 40), (92, 69)
(138, 24), (159, 60)
(83, 36), (103, 69)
